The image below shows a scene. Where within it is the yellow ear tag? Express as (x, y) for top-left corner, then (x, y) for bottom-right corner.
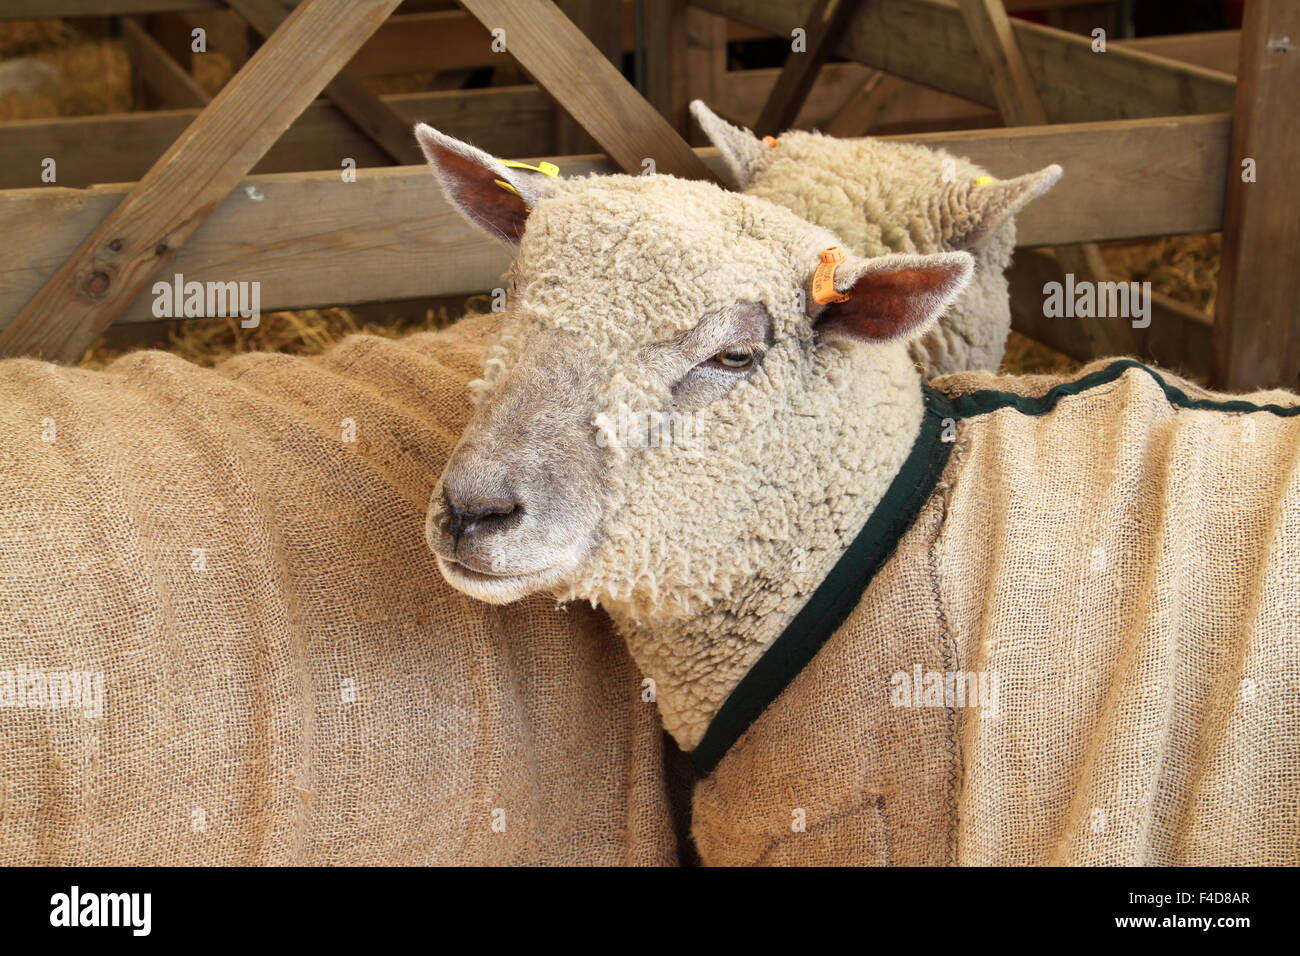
(500, 159), (560, 177)
(493, 161), (560, 213)
(974, 175), (993, 187)
(812, 246), (851, 306)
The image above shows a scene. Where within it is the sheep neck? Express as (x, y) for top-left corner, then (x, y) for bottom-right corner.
(607, 371), (929, 754)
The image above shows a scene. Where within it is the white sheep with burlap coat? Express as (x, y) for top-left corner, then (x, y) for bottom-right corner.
(419, 121), (1300, 867)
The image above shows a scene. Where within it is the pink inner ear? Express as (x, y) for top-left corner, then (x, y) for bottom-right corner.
(817, 267), (956, 344)
(435, 146), (531, 243)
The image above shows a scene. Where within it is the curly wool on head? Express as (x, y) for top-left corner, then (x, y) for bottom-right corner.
(416, 122), (971, 748)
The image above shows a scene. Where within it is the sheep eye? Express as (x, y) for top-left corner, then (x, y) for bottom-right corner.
(711, 347), (755, 370)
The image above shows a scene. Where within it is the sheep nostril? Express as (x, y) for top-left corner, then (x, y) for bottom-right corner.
(444, 492), (520, 540)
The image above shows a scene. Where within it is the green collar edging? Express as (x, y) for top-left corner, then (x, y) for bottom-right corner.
(689, 359), (1299, 776)
(946, 358), (1300, 420)
(689, 384), (956, 776)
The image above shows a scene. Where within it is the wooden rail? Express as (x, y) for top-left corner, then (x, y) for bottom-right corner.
(691, 0), (1236, 121)
(0, 0), (403, 362)
(0, 115), (1230, 332)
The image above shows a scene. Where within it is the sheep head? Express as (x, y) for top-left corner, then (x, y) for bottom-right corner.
(416, 124), (973, 634)
(690, 101), (1062, 375)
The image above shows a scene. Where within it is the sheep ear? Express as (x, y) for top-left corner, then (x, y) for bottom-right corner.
(948, 164), (1062, 250)
(690, 100), (765, 189)
(414, 123), (557, 244)
(810, 251), (975, 345)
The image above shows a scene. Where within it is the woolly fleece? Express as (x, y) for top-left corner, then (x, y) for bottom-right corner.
(417, 125), (970, 749)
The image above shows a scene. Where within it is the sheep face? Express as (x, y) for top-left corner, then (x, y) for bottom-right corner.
(416, 125), (972, 621)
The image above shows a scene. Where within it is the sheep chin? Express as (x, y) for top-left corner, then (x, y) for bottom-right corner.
(434, 552), (583, 605)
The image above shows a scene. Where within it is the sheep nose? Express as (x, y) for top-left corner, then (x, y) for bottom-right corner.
(443, 491), (519, 540)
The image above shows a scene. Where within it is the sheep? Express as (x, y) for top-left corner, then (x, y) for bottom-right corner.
(0, 315), (676, 865)
(418, 123), (1300, 866)
(690, 101), (1061, 377)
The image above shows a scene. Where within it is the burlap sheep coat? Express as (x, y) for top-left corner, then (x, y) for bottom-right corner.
(692, 359), (1300, 866)
(0, 314), (677, 865)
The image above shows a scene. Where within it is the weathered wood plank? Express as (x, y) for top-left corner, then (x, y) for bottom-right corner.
(692, 0), (1236, 121)
(0, 162), (615, 329)
(458, 0), (717, 181)
(0, 115), (1231, 332)
(724, 35), (1238, 136)
(642, 0), (691, 132)
(1211, 1), (1300, 390)
(148, 9), (252, 74)
(344, 4), (765, 77)
(0, 86), (553, 190)
(683, 7), (730, 146)
(907, 114), (1230, 246)
(0, 0), (404, 363)
(753, 0), (860, 137)
(1009, 248), (1213, 379)
(0, 0), (1111, 19)
(957, 0), (1046, 126)
(1, 0), (224, 14)
(726, 62), (998, 134)
(0, 63), (989, 193)
(1122, 31), (1239, 76)
(824, 71), (898, 137)
(959, 0), (1131, 357)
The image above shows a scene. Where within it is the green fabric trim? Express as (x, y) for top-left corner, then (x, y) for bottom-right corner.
(947, 358), (1300, 420)
(689, 359), (1298, 777)
(690, 384), (956, 776)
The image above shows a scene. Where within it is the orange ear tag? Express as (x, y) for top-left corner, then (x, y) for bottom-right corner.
(812, 246), (851, 306)
(762, 135), (778, 147)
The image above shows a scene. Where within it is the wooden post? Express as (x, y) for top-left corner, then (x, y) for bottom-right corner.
(959, 0), (1133, 358)
(754, 0), (859, 137)
(643, 0), (690, 133)
(0, 0), (403, 364)
(684, 8), (730, 145)
(1212, 0), (1300, 391)
(458, 0), (718, 181)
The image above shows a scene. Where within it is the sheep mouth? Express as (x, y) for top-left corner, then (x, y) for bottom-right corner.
(434, 553), (578, 604)
(440, 555), (549, 580)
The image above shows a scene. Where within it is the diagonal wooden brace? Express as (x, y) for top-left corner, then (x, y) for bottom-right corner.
(0, 0), (403, 364)
(225, 0), (421, 165)
(459, 0), (719, 183)
(754, 0), (860, 138)
(958, 0), (1134, 358)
